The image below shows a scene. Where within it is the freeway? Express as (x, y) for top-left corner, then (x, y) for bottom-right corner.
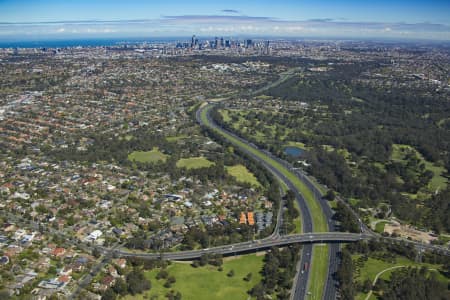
(196, 103), (318, 299)
(266, 148), (344, 299)
(117, 232), (370, 260)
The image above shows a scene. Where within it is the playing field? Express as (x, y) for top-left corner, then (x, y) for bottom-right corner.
(128, 147), (168, 163)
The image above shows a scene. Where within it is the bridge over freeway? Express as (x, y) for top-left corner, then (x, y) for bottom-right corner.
(117, 232), (371, 261)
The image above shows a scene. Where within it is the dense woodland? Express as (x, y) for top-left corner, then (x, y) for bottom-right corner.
(249, 245), (302, 300)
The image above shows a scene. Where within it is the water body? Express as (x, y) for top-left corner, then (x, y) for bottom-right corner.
(0, 37), (184, 49)
(284, 146), (305, 158)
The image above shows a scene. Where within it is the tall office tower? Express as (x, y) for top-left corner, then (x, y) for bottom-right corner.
(215, 37), (218, 49)
(225, 40), (230, 48)
(220, 37), (224, 48)
(246, 39), (253, 48)
(191, 35), (196, 48)
(264, 40), (270, 54)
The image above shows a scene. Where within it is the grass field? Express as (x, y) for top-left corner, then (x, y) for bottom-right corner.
(328, 200), (338, 209)
(286, 141), (307, 149)
(122, 254), (264, 300)
(391, 144), (447, 191)
(353, 255), (449, 300)
(176, 157), (214, 169)
(374, 221), (389, 234)
(226, 164), (262, 188)
(166, 134), (188, 142)
(219, 109), (232, 122)
(308, 245), (329, 298)
(128, 147), (168, 163)
(200, 104), (328, 300)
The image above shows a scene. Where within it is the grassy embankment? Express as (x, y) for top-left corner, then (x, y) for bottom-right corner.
(201, 105), (329, 299)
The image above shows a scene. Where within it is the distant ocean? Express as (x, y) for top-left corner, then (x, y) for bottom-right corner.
(0, 37), (183, 48)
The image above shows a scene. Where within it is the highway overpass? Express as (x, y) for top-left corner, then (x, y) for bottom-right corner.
(117, 232), (371, 261)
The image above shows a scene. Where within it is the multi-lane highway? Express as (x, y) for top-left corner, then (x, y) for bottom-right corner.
(196, 103), (334, 299)
(264, 146), (343, 299)
(196, 103), (317, 299)
(3, 98), (449, 299)
(194, 102), (449, 298)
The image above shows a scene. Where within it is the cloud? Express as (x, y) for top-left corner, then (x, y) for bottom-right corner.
(0, 15), (449, 41)
(307, 18), (334, 22)
(221, 9), (239, 14)
(162, 15), (275, 23)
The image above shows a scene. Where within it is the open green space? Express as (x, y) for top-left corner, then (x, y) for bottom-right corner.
(176, 157), (215, 169)
(286, 141), (307, 149)
(219, 109), (232, 122)
(308, 245), (329, 300)
(123, 254), (264, 300)
(166, 134), (188, 142)
(128, 147), (168, 163)
(221, 109), (290, 143)
(328, 200), (338, 209)
(391, 144), (447, 191)
(201, 104), (328, 300)
(226, 164), (262, 188)
(353, 255), (449, 300)
(374, 221), (389, 234)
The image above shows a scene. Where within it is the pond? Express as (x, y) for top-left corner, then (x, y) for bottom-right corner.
(284, 146), (305, 158)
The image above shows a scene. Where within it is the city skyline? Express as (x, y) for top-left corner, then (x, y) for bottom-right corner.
(1, 0), (450, 41)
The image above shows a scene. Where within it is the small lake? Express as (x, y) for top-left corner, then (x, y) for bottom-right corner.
(284, 146), (305, 158)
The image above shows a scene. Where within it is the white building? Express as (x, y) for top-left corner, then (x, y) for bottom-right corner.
(88, 230), (102, 241)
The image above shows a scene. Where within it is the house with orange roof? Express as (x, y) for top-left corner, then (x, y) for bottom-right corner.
(58, 275), (71, 284)
(239, 212), (247, 224)
(247, 212), (255, 226)
(51, 247), (66, 257)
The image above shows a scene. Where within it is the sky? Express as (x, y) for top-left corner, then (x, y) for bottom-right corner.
(0, 0), (449, 41)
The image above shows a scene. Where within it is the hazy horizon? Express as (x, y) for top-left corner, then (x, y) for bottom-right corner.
(1, 0), (449, 42)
